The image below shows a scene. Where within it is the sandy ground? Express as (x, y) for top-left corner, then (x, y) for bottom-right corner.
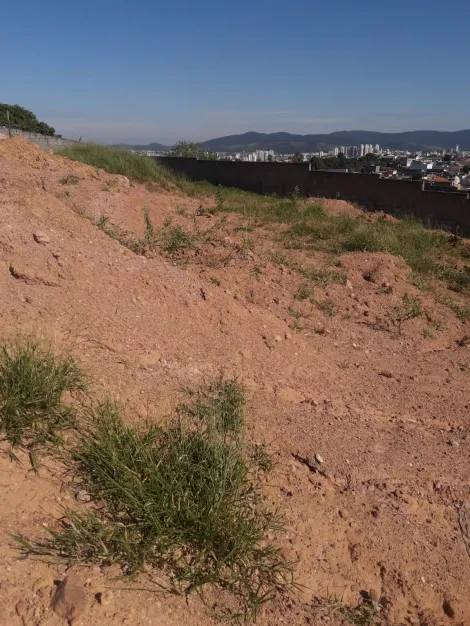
(0, 138), (469, 625)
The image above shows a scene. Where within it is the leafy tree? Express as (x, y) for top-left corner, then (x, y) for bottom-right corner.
(442, 154), (452, 162)
(267, 154), (273, 162)
(169, 141), (216, 160)
(337, 152), (347, 167)
(462, 164), (470, 174)
(292, 152), (304, 163)
(310, 156), (324, 170)
(0, 103), (56, 136)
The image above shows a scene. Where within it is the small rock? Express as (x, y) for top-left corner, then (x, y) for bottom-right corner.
(33, 231), (50, 244)
(315, 453), (324, 464)
(378, 370), (393, 378)
(346, 279), (353, 291)
(16, 600), (27, 617)
(369, 587), (381, 605)
(51, 575), (86, 623)
(285, 332), (292, 340)
(442, 597), (455, 618)
(274, 335), (282, 342)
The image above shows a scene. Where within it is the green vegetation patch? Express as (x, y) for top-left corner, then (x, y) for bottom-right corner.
(13, 373), (292, 619)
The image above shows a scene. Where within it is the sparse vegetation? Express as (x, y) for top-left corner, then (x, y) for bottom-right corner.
(160, 225), (195, 254)
(17, 376), (292, 619)
(0, 339), (86, 462)
(59, 174), (80, 185)
(393, 293), (423, 333)
(295, 282), (312, 301)
(57, 144), (174, 185)
(314, 299), (336, 317)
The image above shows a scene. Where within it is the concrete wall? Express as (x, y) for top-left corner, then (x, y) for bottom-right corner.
(0, 127), (77, 150)
(156, 157), (470, 234)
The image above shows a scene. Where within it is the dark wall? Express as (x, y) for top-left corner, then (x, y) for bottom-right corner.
(156, 157), (470, 234)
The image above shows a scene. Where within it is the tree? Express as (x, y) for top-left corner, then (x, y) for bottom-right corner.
(337, 152), (347, 167)
(169, 141), (216, 160)
(462, 164), (470, 174)
(267, 154), (273, 162)
(310, 156), (324, 170)
(443, 154), (452, 162)
(0, 103), (56, 136)
(292, 152), (304, 163)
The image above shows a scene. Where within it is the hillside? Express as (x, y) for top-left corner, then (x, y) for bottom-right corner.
(1, 137), (470, 625)
(201, 129), (470, 152)
(116, 129), (470, 153)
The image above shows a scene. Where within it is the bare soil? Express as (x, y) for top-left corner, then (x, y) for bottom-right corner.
(1, 138), (469, 625)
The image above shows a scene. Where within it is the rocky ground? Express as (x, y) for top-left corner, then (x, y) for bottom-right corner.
(0, 137), (469, 625)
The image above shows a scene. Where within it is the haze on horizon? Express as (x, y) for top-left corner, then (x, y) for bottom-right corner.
(2, 0), (469, 145)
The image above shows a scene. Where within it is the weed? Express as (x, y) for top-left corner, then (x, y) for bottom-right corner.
(210, 277), (220, 286)
(142, 207), (156, 248)
(28, 378), (292, 618)
(338, 360), (349, 369)
(332, 599), (380, 626)
(0, 339), (86, 458)
(177, 207), (187, 216)
(251, 265), (262, 276)
(59, 174), (80, 185)
(291, 186), (301, 202)
(215, 185), (225, 212)
(393, 293), (422, 333)
(234, 225), (254, 233)
(314, 299), (336, 317)
(297, 267), (347, 289)
(421, 328), (435, 340)
(448, 301), (470, 322)
(160, 225), (194, 254)
(295, 283), (312, 301)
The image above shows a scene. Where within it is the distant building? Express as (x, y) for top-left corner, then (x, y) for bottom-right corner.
(334, 147), (339, 156)
(360, 144), (365, 157)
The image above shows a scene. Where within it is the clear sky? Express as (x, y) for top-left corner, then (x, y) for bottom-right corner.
(2, 0), (470, 144)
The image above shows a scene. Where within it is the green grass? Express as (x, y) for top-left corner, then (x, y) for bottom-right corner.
(392, 293), (423, 333)
(314, 299), (336, 317)
(16, 376), (291, 619)
(0, 340), (86, 459)
(159, 225), (195, 253)
(57, 144), (174, 186)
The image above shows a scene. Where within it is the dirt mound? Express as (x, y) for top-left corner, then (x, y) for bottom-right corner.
(1, 137), (470, 625)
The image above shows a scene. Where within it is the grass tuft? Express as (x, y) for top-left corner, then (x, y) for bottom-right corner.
(0, 340), (86, 454)
(26, 377), (291, 618)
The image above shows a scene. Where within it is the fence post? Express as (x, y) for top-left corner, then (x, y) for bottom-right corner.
(6, 110), (11, 138)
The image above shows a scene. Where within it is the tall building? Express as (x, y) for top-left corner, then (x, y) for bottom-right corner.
(340, 146), (346, 154)
(456, 144), (460, 153)
(334, 147), (339, 156)
(360, 144), (365, 157)
(374, 144), (380, 153)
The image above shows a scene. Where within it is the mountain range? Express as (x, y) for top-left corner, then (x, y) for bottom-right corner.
(113, 129), (470, 153)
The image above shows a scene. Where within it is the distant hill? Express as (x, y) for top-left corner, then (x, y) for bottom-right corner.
(200, 130), (470, 153)
(111, 129), (470, 154)
(110, 142), (171, 152)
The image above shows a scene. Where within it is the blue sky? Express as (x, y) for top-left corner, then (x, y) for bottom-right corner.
(2, 0), (469, 143)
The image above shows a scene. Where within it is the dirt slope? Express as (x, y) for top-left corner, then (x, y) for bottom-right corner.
(1, 138), (470, 625)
